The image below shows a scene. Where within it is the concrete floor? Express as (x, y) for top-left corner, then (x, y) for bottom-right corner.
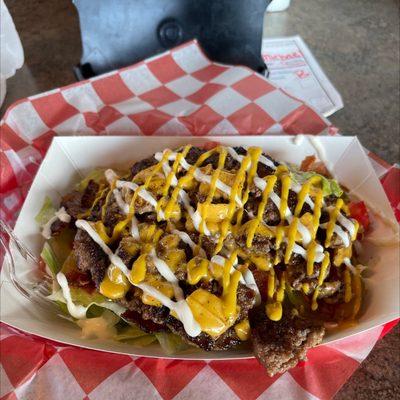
(264, 0), (400, 165)
(1, 0), (399, 398)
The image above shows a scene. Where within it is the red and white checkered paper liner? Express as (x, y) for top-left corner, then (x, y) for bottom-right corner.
(0, 41), (399, 400)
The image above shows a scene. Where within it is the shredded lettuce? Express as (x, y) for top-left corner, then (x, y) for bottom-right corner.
(155, 332), (189, 355)
(48, 288), (126, 317)
(40, 229), (75, 278)
(40, 242), (60, 276)
(35, 196), (56, 226)
(69, 287), (108, 307)
(114, 325), (149, 341)
(77, 168), (107, 191)
(49, 229), (75, 265)
(127, 335), (157, 346)
(291, 171), (343, 197)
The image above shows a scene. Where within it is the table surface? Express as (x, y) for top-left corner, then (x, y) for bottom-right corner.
(1, 0), (399, 398)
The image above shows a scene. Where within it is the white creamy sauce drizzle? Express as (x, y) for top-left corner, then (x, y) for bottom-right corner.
(76, 220), (130, 276)
(75, 219), (201, 336)
(172, 229), (206, 258)
(254, 177), (311, 245)
(319, 222), (350, 247)
(308, 136), (334, 176)
(113, 189), (129, 214)
(149, 249), (185, 301)
(42, 207), (71, 239)
(105, 169), (119, 185)
(227, 146), (277, 170)
(293, 134), (305, 146)
(179, 189), (209, 234)
(57, 272), (89, 319)
(337, 213), (356, 238)
(227, 146), (243, 162)
(156, 151), (242, 206)
(290, 182), (315, 209)
(241, 269), (261, 306)
(115, 179), (165, 220)
(343, 258), (357, 274)
(130, 215), (140, 240)
(136, 282), (201, 336)
(210, 254), (248, 286)
(52, 274), (126, 320)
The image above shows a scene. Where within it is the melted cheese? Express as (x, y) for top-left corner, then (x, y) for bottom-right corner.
(234, 319), (250, 341)
(100, 265), (129, 299)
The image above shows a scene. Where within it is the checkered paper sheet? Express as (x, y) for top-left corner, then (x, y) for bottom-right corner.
(0, 41), (399, 400)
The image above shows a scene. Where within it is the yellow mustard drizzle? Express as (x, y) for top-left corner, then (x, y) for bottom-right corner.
(164, 147), (217, 219)
(266, 271), (286, 321)
(101, 189), (114, 221)
(222, 270), (241, 323)
(312, 190), (323, 239)
(344, 269), (352, 303)
(325, 198), (344, 247)
(156, 146), (191, 220)
(334, 246), (352, 267)
(235, 147), (263, 228)
(187, 258), (209, 285)
(246, 175), (277, 248)
(279, 174), (291, 221)
(274, 225), (285, 265)
(294, 176), (321, 217)
(199, 147), (227, 234)
(284, 217), (299, 264)
(78, 186), (108, 219)
(221, 250), (238, 294)
(311, 251), (330, 311)
(306, 241), (317, 276)
(215, 153), (251, 253)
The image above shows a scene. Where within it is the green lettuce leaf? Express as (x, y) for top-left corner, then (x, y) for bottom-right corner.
(48, 288), (126, 318)
(155, 332), (189, 355)
(69, 287), (107, 307)
(49, 228), (75, 266)
(35, 196), (56, 226)
(77, 169), (107, 191)
(114, 325), (149, 341)
(40, 242), (60, 276)
(291, 171), (343, 197)
(126, 335), (157, 346)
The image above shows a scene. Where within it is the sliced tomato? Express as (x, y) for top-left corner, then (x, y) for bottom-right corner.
(348, 201), (370, 230)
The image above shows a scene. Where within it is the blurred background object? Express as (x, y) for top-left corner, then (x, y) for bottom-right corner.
(267, 0), (291, 12)
(72, 0), (271, 79)
(0, 0), (24, 106)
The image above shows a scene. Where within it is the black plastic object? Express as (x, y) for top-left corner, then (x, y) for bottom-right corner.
(73, 0), (271, 80)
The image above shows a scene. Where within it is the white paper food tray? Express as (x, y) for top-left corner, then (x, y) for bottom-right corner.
(1, 136), (398, 360)
(262, 36), (344, 117)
